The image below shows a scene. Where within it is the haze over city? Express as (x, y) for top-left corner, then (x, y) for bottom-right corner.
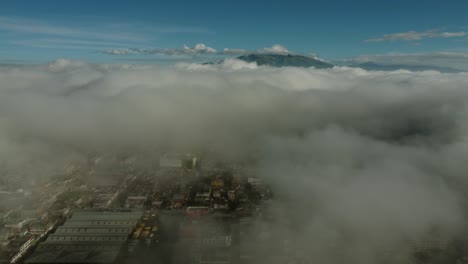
(1, 1), (468, 264)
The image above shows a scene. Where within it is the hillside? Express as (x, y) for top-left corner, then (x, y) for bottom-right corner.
(236, 54), (334, 68)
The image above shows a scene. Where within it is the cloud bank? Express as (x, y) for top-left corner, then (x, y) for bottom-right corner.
(366, 29), (468, 42)
(344, 52), (468, 71)
(1, 59), (468, 263)
(102, 44), (290, 56)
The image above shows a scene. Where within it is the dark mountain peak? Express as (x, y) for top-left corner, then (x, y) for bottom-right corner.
(236, 53), (334, 69)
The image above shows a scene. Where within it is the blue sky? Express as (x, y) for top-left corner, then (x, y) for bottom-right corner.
(0, 0), (467, 64)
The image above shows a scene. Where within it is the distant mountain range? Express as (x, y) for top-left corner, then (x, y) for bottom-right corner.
(352, 62), (460, 73)
(203, 53), (464, 73)
(236, 54), (334, 69)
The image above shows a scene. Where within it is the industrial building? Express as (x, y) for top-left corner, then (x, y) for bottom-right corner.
(159, 153), (199, 169)
(24, 210), (143, 264)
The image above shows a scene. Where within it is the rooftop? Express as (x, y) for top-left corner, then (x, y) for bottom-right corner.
(25, 211), (143, 264)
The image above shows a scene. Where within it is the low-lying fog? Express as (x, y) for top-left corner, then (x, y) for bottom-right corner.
(2, 58), (468, 263)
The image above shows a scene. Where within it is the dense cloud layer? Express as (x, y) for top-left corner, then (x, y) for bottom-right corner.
(344, 52), (468, 71)
(1, 59), (468, 262)
(102, 44), (291, 56)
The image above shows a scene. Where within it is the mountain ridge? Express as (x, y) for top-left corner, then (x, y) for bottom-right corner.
(236, 53), (334, 68)
(204, 54), (464, 73)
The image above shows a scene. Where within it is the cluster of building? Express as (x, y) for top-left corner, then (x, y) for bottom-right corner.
(25, 210), (143, 264)
(3, 151), (463, 264)
(0, 179), (76, 264)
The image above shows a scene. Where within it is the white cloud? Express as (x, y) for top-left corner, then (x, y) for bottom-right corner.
(344, 52), (468, 71)
(222, 48), (249, 55)
(101, 44), (293, 57)
(366, 29), (468, 42)
(2, 61), (468, 262)
(102, 48), (134, 55)
(102, 43), (219, 56)
(46, 58), (88, 72)
(188, 43), (217, 53)
(257, 44), (289, 54)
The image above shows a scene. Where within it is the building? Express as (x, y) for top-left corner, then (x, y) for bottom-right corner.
(125, 196), (147, 209)
(24, 210), (143, 264)
(159, 153), (199, 169)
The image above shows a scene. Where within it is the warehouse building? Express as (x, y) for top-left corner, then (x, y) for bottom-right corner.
(24, 210), (142, 264)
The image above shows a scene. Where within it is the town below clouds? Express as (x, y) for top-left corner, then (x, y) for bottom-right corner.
(2, 59), (468, 263)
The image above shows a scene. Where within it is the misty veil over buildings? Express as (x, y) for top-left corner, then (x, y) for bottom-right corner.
(1, 58), (468, 263)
